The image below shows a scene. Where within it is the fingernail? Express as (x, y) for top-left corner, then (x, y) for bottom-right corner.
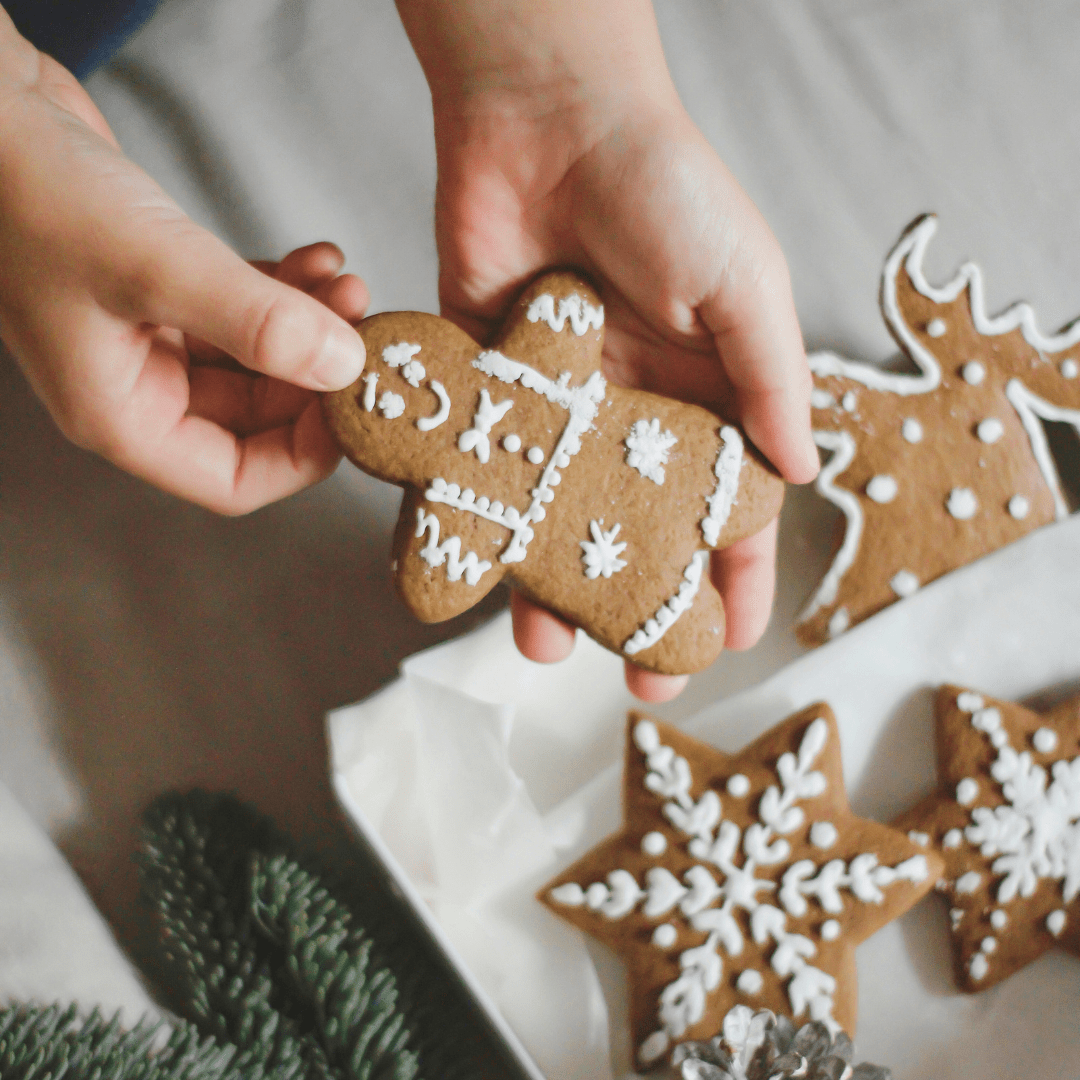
(312, 324), (365, 390)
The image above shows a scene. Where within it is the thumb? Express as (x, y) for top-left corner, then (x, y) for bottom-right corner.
(118, 220), (366, 390)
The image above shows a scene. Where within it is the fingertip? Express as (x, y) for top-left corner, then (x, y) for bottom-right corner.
(625, 665), (689, 703)
(510, 591), (576, 663)
(276, 242), (346, 287)
(313, 273), (370, 326)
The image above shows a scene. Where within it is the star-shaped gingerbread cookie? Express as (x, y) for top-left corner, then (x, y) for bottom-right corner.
(798, 215), (1080, 646)
(323, 271), (784, 675)
(539, 707), (942, 1069)
(894, 685), (1080, 992)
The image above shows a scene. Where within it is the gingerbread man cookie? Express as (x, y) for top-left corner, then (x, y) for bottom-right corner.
(894, 685), (1080, 992)
(799, 215), (1080, 646)
(324, 272), (784, 674)
(540, 708), (941, 1068)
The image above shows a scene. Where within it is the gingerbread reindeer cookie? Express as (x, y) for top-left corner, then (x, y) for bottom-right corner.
(324, 272), (783, 675)
(799, 215), (1080, 646)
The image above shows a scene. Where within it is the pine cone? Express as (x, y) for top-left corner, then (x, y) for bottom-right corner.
(672, 1007), (891, 1080)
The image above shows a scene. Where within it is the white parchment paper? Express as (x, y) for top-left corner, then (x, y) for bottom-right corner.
(329, 513), (1080, 1080)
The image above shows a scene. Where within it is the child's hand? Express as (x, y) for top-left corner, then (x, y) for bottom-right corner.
(0, 16), (367, 514)
(399, 0), (818, 701)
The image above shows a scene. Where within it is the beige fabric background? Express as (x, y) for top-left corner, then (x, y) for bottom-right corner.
(1, 0), (1078, 1006)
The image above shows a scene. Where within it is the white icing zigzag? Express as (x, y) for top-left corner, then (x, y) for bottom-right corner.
(526, 292), (604, 336)
(702, 426), (744, 547)
(415, 509), (492, 586)
(623, 551), (709, 656)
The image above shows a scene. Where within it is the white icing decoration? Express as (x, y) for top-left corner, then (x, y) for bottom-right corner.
(1009, 494), (1031, 520)
(962, 361), (986, 386)
(950, 908), (964, 930)
(809, 822), (838, 850)
(625, 418), (678, 485)
(458, 389), (514, 463)
(977, 417), (1004, 444)
(991, 729), (1009, 748)
(527, 446), (545, 465)
(580, 520), (628, 580)
(796, 431), (860, 626)
(526, 292), (604, 336)
(550, 883), (585, 906)
(565, 716), (927, 1057)
(1063, 358), (1079, 379)
(973, 707), (1002, 733)
(908, 831), (930, 847)
(1033, 727), (1059, 754)
(827, 608), (850, 638)
(638, 1031), (670, 1065)
(414, 510), (492, 586)
(653, 923), (678, 948)
(841, 391), (857, 412)
(865, 475), (898, 504)
(926, 318), (947, 338)
(957, 692), (985, 713)
(969, 953), (989, 980)
(382, 341), (421, 369)
(943, 829), (964, 849)
(502, 433), (521, 453)
(643, 831), (668, 857)
(727, 774), (751, 798)
(955, 871), (982, 895)
(947, 487), (979, 520)
(426, 352), (606, 564)
(623, 551), (709, 656)
(890, 570), (919, 598)
(1047, 909), (1067, 936)
(400, 359), (426, 388)
(362, 372), (378, 411)
(378, 391), (405, 419)
(990, 909), (1008, 930)
(702, 427), (744, 546)
(981, 936), (997, 954)
(956, 778), (979, 806)
(811, 389), (836, 409)
(415, 380), (450, 431)
(902, 417), (923, 443)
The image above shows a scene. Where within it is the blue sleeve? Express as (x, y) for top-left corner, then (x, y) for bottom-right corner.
(5, 0), (163, 78)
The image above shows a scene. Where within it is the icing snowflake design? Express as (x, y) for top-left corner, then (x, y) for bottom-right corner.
(547, 715), (932, 1065)
(800, 215), (1080, 646)
(581, 520), (628, 579)
(626, 419), (678, 485)
(898, 688), (1080, 989)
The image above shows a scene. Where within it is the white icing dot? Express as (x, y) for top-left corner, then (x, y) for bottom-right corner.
(981, 936), (997, 954)
(842, 391), (857, 412)
(502, 433), (521, 453)
(902, 417), (924, 443)
(811, 389), (836, 410)
(926, 318), (947, 338)
(990, 910), (1008, 930)
(809, 822), (839, 849)
(977, 418), (1004, 444)
(957, 692), (985, 713)
(377, 391), (406, 419)
(527, 446), (545, 465)
(652, 923), (677, 948)
(866, 475), (898, 503)
(947, 487), (979, 520)
(890, 569), (919, 598)
(821, 919), (841, 941)
(943, 829), (964, 849)
(639, 1031), (670, 1065)
(991, 728), (1009, 748)
(950, 908), (965, 929)
(969, 953), (989, 980)
(641, 831), (668, 857)
(1008, 494), (1030, 520)
(956, 871), (982, 895)
(972, 707), (1002, 733)
(908, 830), (930, 846)
(828, 607), (850, 638)
(726, 774), (751, 798)
(633, 720), (660, 753)
(736, 969), (764, 995)
(550, 883), (585, 906)
(1062, 358), (1079, 379)
(1047, 909), (1067, 937)
(956, 778), (979, 806)
(962, 361), (986, 386)
(1033, 727), (1059, 754)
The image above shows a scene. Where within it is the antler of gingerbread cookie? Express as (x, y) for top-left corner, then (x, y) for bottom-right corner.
(324, 271), (784, 675)
(798, 215), (1080, 647)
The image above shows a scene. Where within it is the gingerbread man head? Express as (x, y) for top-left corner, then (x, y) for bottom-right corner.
(324, 271), (783, 674)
